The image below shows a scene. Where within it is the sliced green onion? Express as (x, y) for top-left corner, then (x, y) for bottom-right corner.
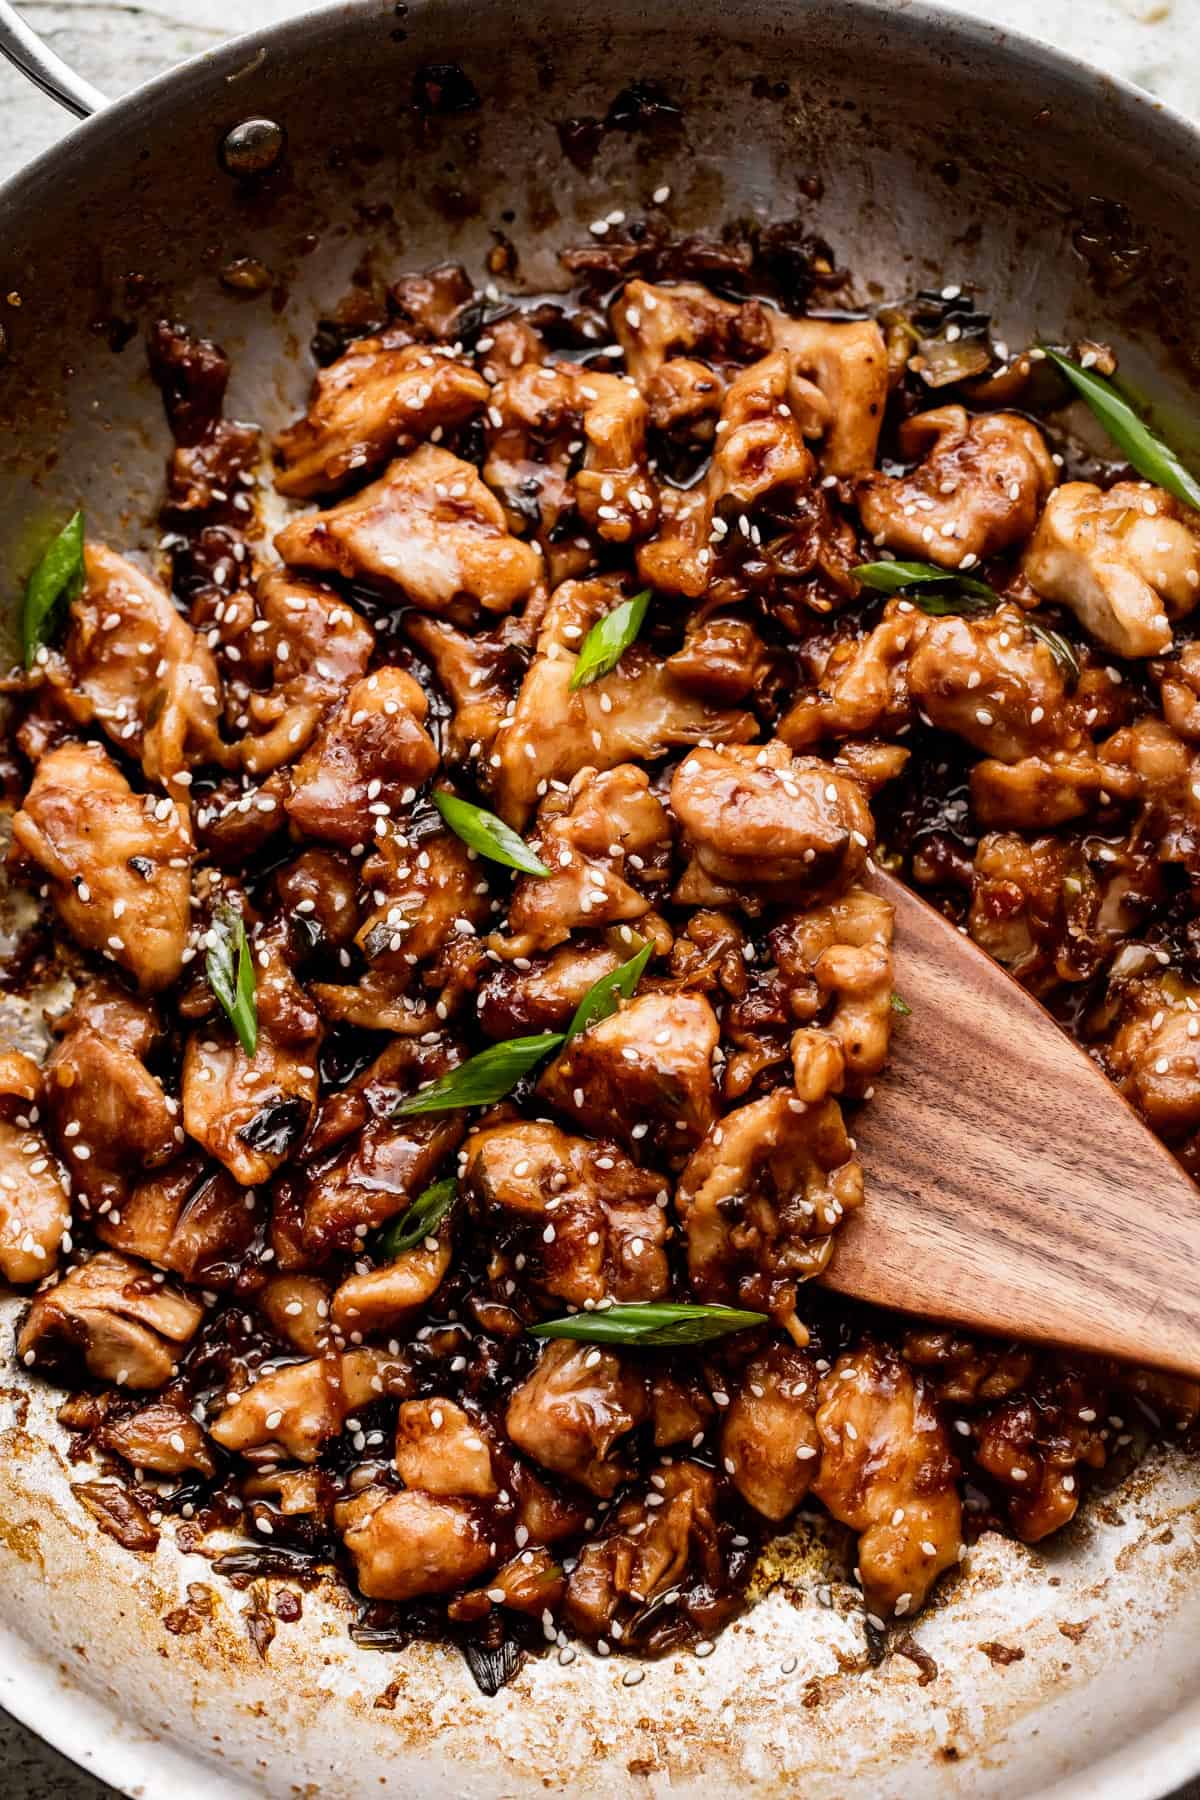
(393, 1033), (565, 1117)
(1041, 348), (1200, 513)
(22, 510), (84, 670)
(206, 906), (258, 1057)
(569, 589), (651, 691)
(565, 941), (653, 1041)
(530, 1302), (767, 1347)
(853, 560), (996, 600)
(378, 1177), (457, 1257)
(434, 791), (550, 877)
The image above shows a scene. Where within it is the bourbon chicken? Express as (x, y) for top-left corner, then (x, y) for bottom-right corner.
(2, 225), (1196, 1690)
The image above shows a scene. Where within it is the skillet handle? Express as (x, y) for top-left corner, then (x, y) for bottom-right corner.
(0, 0), (107, 118)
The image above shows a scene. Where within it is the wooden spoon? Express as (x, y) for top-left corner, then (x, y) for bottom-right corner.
(822, 867), (1200, 1380)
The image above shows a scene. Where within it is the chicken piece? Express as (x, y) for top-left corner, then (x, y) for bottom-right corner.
(779, 600), (923, 749)
(275, 444), (542, 621)
(284, 667), (438, 848)
(210, 1347), (411, 1463)
(1159, 640), (1200, 741)
(274, 340), (489, 496)
(1108, 974), (1200, 1139)
(300, 1039), (465, 1254)
(857, 405), (1055, 566)
(670, 743), (873, 910)
(1024, 480), (1200, 657)
(51, 980), (160, 1060)
(55, 543), (223, 795)
(967, 832), (1075, 981)
(539, 990), (719, 1160)
(233, 570), (375, 775)
(96, 1155), (257, 1288)
(611, 280), (771, 385)
(638, 350), (815, 599)
(336, 1486), (492, 1601)
(146, 316), (231, 446)
(812, 1343), (962, 1617)
(902, 1328), (1035, 1406)
(395, 1398), (497, 1497)
(389, 262), (474, 338)
(100, 1403), (217, 1477)
(770, 887), (894, 1100)
(970, 744), (1139, 830)
(477, 942), (624, 1038)
(677, 1089), (863, 1316)
(493, 578), (756, 826)
(665, 615), (770, 705)
(17, 1251), (203, 1390)
(449, 1545), (566, 1623)
(464, 1119), (670, 1307)
(10, 740), (193, 992)
(256, 1273), (334, 1353)
(0, 1051), (69, 1284)
(44, 1022), (177, 1212)
(907, 604), (1068, 760)
(331, 1239), (453, 1335)
(182, 927), (321, 1186)
(642, 356), (726, 434)
(974, 1369), (1106, 1541)
(564, 1462), (720, 1641)
(649, 1370), (715, 1447)
(721, 1344), (820, 1520)
(505, 1340), (650, 1496)
(499, 762), (670, 956)
(771, 315), (889, 476)
(403, 613), (518, 770)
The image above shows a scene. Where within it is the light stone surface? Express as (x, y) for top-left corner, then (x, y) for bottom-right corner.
(0, 0), (1198, 1794)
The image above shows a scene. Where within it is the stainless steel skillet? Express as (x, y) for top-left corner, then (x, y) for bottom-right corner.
(1, 1), (1200, 1795)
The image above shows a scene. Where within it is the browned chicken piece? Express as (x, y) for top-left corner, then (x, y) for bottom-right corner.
(770, 886), (894, 1100)
(313, 827), (491, 1030)
(100, 1402), (217, 1477)
(642, 356), (726, 434)
(210, 1346), (412, 1462)
(486, 360), (657, 548)
(403, 614), (517, 769)
(449, 1545), (566, 1623)
(539, 990), (719, 1160)
(0, 1050), (69, 1283)
(974, 1369), (1106, 1541)
(611, 279), (771, 385)
(779, 599), (923, 749)
(771, 315), (889, 476)
(274, 340), (489, 496)
(300, 1038), (465, 1253)
(275, 444), (542, 621)
(564, 1462), (720, 1641)
(463, 1119), (670, 1307)
(1108, 973), (1200, 1139)
(232, 570), (375, 775)
(812, 1343), (963, 1618)
(506, 1340), (650, 1496)
(284, 667), (438, 848)
(493, 577), (756, 826)
(907, 604), (1068, 760)
(10, 739), (193, 992)
(665, 615), (770, 705)
(51, 980), (161, 1060)
(649, 1370), (715, 1447)
(856, 406), (1056, 567)
(670, 743), (873, 910)
(256, 1272), (334, 1353)
(44, 1020), (178, 1212)
(499, 762), (670, 956)
(639, 350), (816, 598)
(395, 1398), (497, 1497)
(721, 1343), (820, 1520)
(902, 1328), (1035, 1406)
(52, 543), (223, 795)
(332, 1239), (453, 1335)
(967, 832), (1073, 981)
(336, 1485), (493, 1601)
(677, 1089), (863, 1319)
(1159, 639), (1200, 740)
(970, 745), (1139, 830)
(96, 1155), (257, 1288)
(1101, 715), (1200, 860)
(389, 262), (474, 338)
(18, 1251), (203, 1389)
(183, 927), (321, 1186)
(477, 941), (625, 1038)
(1024, 481), (1200, 657)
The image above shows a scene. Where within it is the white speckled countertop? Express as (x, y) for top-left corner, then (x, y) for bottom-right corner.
(1, 0), (1199, 1794)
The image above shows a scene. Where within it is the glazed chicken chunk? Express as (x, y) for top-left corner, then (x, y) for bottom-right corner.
(10, 739), (193, 991)
(0, 1051), (69, 1284)
(18, 1252), (203, 1390)
(1024, 480), (1200, 657)
(812, 1343), (963, 1618)
(506, 1341), (650, 1497)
